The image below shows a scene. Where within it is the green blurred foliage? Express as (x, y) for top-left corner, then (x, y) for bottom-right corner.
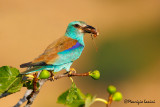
(93, 27), (160, 82)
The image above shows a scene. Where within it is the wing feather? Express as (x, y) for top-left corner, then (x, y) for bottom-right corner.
(21, 36), (78, 67)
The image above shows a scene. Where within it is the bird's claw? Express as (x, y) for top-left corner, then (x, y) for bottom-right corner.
(67, 68), (76, 83)
(69, 68), (76, 75)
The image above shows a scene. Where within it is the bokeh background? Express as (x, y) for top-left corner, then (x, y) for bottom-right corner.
(0, 0), (160, 107)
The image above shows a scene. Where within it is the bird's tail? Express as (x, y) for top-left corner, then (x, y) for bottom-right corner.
(20, 62), (32, 68)
(21, 66), (43, 74)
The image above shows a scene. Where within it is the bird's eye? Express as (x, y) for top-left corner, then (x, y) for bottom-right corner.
(73, 24), (80, 28)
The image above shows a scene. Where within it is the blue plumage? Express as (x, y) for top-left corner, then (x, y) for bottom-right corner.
(55, 42), (84, 71)
(66, 42), (83, 51)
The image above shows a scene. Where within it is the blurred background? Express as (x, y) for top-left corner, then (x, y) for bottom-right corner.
(0, 0), (159, 107)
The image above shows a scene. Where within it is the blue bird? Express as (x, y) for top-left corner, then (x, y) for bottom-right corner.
(20, 21), (98, 75)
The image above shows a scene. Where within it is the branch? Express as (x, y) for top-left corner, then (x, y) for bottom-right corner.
(14, 89), (32, 107)
(54, 72), (89, 80)
(25, 79), (47, 107)
(0, 92), (11, 98)
(14, 71), (90, 107)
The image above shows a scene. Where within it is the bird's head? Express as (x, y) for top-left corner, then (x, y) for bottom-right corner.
(65, 21), (98, 44)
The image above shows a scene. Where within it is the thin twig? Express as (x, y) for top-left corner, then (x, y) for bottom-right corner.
(106, 94), (112, 107)
(54, 72), (89, 80)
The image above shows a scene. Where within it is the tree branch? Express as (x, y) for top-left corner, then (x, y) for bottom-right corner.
(14, 71), (90, 107)
(14, 89), (32, 107)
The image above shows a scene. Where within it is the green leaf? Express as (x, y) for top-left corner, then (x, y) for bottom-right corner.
(57, 83), (86, 107)
(0, 66), (23, 95)
(85, 94), (96, 107)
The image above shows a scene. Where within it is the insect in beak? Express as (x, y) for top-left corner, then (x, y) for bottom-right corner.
(83, 25), (99, 51)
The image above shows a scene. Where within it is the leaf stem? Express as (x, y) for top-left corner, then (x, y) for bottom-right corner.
(69, 77), (74, 82)
(94, 98), (108, 104)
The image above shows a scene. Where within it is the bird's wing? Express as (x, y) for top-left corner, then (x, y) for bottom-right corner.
(20, 36), (78, 68)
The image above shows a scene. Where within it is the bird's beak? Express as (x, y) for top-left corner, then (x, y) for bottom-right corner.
(83, 25), (99, 36)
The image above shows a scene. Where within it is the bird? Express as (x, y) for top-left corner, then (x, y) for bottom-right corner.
(20, 21), (98, 76)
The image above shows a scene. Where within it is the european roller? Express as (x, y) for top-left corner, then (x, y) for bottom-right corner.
(20, 21), (98, 75)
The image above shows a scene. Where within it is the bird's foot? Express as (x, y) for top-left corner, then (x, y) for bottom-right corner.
(48, 70), (54, 81)
(69, 68), (76, 75)
(68, 68), (76, 83)
(64, 68), (76, 76)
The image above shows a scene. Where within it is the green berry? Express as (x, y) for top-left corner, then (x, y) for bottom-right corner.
(107, 85), (116, 94)
(112, 92), (123, 101)
(39, 70), (51, 79)
(89, 70), (100, 80)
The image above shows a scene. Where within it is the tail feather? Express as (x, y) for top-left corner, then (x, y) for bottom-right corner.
(20, 62), (32, 68)
(20, 61), (48, 68)
(21, 66), (43, 74)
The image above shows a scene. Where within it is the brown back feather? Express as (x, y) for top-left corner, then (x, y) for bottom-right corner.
(32, 36), (78, 64)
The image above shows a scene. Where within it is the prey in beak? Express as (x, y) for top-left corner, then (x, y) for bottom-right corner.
(73, 23), (99, 37)
(83, 25), (99, 37)
(83, 25), (99, 51)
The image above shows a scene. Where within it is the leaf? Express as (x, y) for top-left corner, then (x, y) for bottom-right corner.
(85, 94), (96, 107)
(0, 66), (23, 95)
(57, 83), (86, 107)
